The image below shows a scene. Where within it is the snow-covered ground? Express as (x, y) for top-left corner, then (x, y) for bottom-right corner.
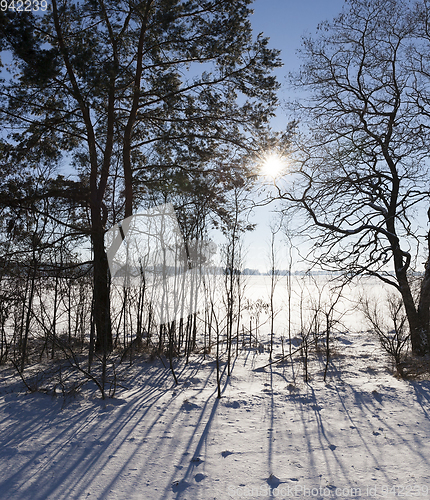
(1, 331), (430, 499)
(1, 277), (430, 499)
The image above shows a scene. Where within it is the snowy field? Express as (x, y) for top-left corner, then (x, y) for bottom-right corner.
(0, 276), (430, 500)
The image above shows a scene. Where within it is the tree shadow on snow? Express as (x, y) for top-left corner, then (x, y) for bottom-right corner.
(0, 356), (219, 500)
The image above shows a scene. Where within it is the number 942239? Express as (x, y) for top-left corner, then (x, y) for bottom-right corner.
(1, 0), (48, 11)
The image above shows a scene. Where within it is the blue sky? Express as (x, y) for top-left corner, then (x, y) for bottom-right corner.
(252, 0), (346, 118)
(241, 0), (347, 271)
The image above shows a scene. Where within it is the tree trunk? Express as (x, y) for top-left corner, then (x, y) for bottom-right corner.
(390, 218), (428, 354)
(397, 272), (426, 355)
(21, 256), (37, 372)
(92, 223), (113, 353)
(417, 256), (430, 350)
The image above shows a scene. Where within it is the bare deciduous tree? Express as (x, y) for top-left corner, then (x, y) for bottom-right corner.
(279, 0), (430, 354)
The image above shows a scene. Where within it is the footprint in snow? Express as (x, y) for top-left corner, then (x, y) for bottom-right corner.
(267, 474), (281, 488)
(182, 400), (199, 411)
(224, 400), (241, 409)
(194, 473), (207, 482)
(222, 450), (234, 458)
(172, 480), (190, 493)
(372, 390), (383, 402)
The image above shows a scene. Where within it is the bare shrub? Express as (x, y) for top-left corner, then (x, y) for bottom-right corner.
(360, 292), (410, 376)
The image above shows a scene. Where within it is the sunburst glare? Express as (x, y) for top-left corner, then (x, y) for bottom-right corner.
(260, 152), (287, 179)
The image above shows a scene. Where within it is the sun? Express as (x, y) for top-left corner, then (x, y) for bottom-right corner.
(261, 153), (286, 179)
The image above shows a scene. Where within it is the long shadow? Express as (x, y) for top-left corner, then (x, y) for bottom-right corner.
(267, 363), (275, 483)
(96, 356), (219, 499)
(4, 350), (429, 499)
(0, 356), (216, 500)
(169, 394), (220, 498)
(410, 379), (430, 420)
(262, 357), (297, 488)
(331, 353), (430, 470)
(260, 349), (430, 491)
(298, 376), (430, 488)
(0, 368), (166, 498)
(164, 362), (230, 499)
